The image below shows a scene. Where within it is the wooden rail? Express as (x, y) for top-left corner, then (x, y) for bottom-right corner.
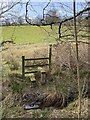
(24, 57), (49, 61)
(22, 44), (52, 80)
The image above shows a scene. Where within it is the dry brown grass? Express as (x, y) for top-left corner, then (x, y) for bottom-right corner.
(2, 42), (89, 72)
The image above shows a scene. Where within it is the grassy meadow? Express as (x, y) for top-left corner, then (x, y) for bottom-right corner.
(1, 25), (60, 44)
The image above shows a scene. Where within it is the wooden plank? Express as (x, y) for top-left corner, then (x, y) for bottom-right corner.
(25, 64), (49, 68)
(25, 71), (38, 74)
(29, 73), (36, 82)
(24, 57), (49, 61)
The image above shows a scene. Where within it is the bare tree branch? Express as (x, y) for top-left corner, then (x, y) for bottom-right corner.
(58, 6), (90, 39)
(0, 1), (21, 16)
(43, 0), (51, 20)
(25, 0), (90, 40)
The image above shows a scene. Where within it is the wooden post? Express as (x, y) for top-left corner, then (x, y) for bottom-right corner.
(49, 44), (52, 72)
(41, 72), (46, 84)
(22, 56), (25, 80)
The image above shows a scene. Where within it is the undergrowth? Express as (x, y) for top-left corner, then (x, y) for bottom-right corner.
(2, 43), (89, 118)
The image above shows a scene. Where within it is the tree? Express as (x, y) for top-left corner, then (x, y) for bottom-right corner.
(17, 16), (24, 25)
(88, 1), (90, 68)
(5, 18), (11, 26)
(73, 0), (81, 119)
(0, 1), (21, 17)
(34, 15), (43, 25)
(25, 0), (90, 40)
(45, 9), (60, 24)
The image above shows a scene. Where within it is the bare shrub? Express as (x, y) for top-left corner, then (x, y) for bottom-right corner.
(52, 42), (88, 72)
(50, 42), (89, 100)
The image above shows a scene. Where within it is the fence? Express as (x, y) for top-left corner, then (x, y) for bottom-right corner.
(22, 44), (52, 80)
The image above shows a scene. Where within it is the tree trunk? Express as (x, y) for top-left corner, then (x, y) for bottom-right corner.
(73, 0), (81, 119)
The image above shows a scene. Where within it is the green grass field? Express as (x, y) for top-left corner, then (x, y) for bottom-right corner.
(0, 24), (88, 44)
(1, 25), (59, 44)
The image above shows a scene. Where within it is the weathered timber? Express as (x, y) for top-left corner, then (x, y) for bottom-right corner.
(24, 57), (49, 61)
(22, 56), (25, 80)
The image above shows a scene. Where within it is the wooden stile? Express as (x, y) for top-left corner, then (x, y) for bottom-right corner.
(22, 45), (52, 81)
